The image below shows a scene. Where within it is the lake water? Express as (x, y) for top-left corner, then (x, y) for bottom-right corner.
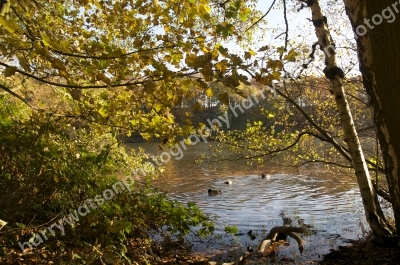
(126, 142), (373, 263)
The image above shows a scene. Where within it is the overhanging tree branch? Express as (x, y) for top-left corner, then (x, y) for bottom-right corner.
(277, 84), (352, 162)
(297, 159), (352, 169)
(246, 0), (276, 31)
(281, 0), (289, 56)
(49, 45), (177, 60)
(219, 131), (319, 162)
(0, 61), (198, 89)
(374, 185), (391, 203)
(0, 83), (34, 107)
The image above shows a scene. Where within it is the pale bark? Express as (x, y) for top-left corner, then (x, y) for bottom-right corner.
(306, 0), (394, 242)
(343, 0), (400, 240)
(0, 219), (6, 230)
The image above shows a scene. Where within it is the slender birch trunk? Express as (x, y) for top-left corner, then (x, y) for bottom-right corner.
(343, 0), (400, 242)
(305, 0), (394, 242)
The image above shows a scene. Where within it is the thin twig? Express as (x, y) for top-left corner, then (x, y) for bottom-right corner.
(0, 83), (34, 107)
(50, 45), (176, 60)
(246, 0), (277, 31)
(297, 159), (352, 168)
(281, 0), (289, 57)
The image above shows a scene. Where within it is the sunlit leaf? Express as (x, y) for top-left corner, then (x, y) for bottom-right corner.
(4, 66), (17, 77)
(218, 92), (229, 105)
(193, 101), (202, 111)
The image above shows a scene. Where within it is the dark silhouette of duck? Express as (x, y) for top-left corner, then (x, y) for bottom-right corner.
(261, 173), (270, 179)
(247, 230), (256, 240)
(208, 189), (221, 195)
(224, 180), (232, 184)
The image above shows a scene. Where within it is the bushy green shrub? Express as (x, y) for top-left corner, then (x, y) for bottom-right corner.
(0, 95), (214, 264)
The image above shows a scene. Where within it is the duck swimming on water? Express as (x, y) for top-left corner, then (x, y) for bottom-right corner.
(261, 174), (270, 179)
(208, 189), (221, 195)
(224, 180), (232, 185)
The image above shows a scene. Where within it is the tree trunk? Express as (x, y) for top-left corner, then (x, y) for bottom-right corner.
(343, 0), (400, 240)
(307, 0), (394, 242)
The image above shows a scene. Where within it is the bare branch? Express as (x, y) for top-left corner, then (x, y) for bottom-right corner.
(280, 0), (289, 59)
(374, 183), (391, 203)
(0, 83), (34, 108)
(50, 45), (176, 60)
(297, 159), (352, 169)
(246, 0), (277, 31)
(219, 0), (233, 6)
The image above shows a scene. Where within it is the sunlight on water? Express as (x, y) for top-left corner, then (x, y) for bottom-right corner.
(169, 174), (366, 262)
(126, 143), (374, 263)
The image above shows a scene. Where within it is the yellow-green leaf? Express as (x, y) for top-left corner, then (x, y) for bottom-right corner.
(98, 107), (108, 118)
(144, 80), (156, 93)
(40, 32), (52, 48)
(193, 101), (202, 111)
(51, 58), (66, 71)
(218, 92), (229, 105)
(4, 66), (17, 77)
(284, 49), (299, 62)
(18, 57), (31, 72)
(0, 17), (20, 35)
(205, 88), (213, 97)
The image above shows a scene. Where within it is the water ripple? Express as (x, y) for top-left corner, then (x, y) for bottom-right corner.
(159, 173), (368, 262)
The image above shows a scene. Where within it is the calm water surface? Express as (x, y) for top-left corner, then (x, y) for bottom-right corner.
(126, 143), (371, 263)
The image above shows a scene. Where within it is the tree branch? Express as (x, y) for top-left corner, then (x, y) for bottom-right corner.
(246, 0), (276, 31)
(0, 83), (34, 107)
(296, 159), (352, 169)
(374, 183), (391, 202)
(0, 61), (198, 89)
(50, 45), (176, 60)
(276, 85), (352, 162)
(219, 130), (316, 162)
(219, 0), (233, 7)
(280, 0), (289, 58)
